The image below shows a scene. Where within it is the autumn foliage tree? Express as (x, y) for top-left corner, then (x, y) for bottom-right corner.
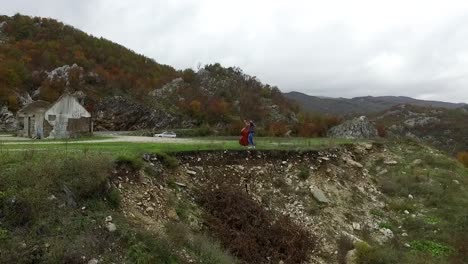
(457, 152), (468, 168)
(0, 14), (334, 137)
(376, 123), (387, 137)
(293, 112), (341, 137)
(0, 14), (178, 107)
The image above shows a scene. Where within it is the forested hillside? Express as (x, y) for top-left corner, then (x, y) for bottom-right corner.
(0, 14), (339, 135)
(0, 14), (178, 109)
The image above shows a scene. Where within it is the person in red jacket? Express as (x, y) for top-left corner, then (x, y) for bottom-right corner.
(239, 120), (249, 147)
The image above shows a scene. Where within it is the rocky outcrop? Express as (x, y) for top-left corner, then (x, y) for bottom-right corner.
(328, 116), (378, 139)
(373, 104), (468, 154)
(94, 96), (190, 131)
(0, 106), (17, 132)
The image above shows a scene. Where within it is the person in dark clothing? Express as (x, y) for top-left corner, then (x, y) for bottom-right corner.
(248, 120), (255, 149)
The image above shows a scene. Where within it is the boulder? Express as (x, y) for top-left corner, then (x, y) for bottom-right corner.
(343, 156), (364, 168)
(311, 187), (329, 203)
(88, 258), (99, 264)
(328, 116), (378, 139)
(106, 222), (117, 232)
(95, 96), (182, 131)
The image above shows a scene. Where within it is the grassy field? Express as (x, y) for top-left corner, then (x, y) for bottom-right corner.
(0, 137), (360, 157)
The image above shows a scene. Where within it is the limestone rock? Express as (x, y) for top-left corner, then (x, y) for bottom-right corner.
(343, 156), (363, 168)
(0, 106), (17, 132)
(345, 249), (357, 264)
(352, 222), (361, 231)
(95, 96), (182, 131)
(384, 160), (398, 165)
(88, 258), (99, 264)
(311, 187), (329, 203)
(378, 228), (394, 242)
(328, 116), (378, 139)
(106, 222), (117, 232)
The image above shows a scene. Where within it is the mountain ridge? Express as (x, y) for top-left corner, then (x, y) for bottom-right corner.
(284, 91), (467, 116)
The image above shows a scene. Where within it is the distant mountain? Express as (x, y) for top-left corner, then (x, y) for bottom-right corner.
(284, 91), (467, 116)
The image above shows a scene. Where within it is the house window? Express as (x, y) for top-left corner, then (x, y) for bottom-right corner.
(48, 115), (56, 121)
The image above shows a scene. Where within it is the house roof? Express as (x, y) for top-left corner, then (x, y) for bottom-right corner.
(17, 100), (51, 115)
(46, 94), (90, 116)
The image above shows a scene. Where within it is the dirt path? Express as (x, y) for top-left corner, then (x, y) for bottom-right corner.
(0, 134), (214, 145)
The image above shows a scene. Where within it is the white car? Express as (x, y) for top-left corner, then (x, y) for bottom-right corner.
(154, 131), (177, 138)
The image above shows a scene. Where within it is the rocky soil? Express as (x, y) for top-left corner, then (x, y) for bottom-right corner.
(113, 143), (411, 263)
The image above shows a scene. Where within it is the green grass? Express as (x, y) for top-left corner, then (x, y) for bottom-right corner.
(364, 142), (468, 263)
(0, 135), (113, 143)
(0, 137), (359, 157)
(410, 240), (455, 257)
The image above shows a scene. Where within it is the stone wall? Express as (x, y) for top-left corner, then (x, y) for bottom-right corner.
(67, 117), (92, 137)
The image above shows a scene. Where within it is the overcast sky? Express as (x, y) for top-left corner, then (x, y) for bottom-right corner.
(2, 0), (468, 103)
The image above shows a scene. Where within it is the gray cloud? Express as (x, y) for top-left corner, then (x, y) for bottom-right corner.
(2, 0), (468, 103)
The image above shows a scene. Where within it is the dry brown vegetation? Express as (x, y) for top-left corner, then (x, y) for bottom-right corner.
(456, 151), (468, 167)
(197, 186), (316, 264)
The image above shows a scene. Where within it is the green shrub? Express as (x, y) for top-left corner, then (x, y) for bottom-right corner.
(387, 198), (413, 212)
(191, 233), (238, 264)
(337, 235), (354, 264)
(127, 242), (156, 264)
(165, 222), (238, 264)
(0, 227), (9, 241)
(60, 156), (111, 199)
(297, 165), (310, 180)
(3, 195), (33, 226)
(410, 240), (454, 257)
(378, 222), (394, 231)
(165, 222), (190, 247)
(126, 235), (179, 264)
(355, 242), (401, 264)
(107, 187), (121, 208)
(156, 152), (179, 169)
(115, 155), (144, 170)
(370, 209), (385, 218)
(403, 217), (428, 234)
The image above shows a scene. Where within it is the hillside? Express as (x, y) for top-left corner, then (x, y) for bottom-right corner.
(1, 141), (467, 263)
(370, 104), (468, 155)
(284, 91), (467, 116)
(0, 14), (309, 134)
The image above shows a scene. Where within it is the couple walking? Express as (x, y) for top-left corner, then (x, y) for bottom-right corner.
(239, 119), (255, 149)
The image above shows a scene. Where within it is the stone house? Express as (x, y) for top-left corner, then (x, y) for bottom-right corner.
(17, 94), (92, 138)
